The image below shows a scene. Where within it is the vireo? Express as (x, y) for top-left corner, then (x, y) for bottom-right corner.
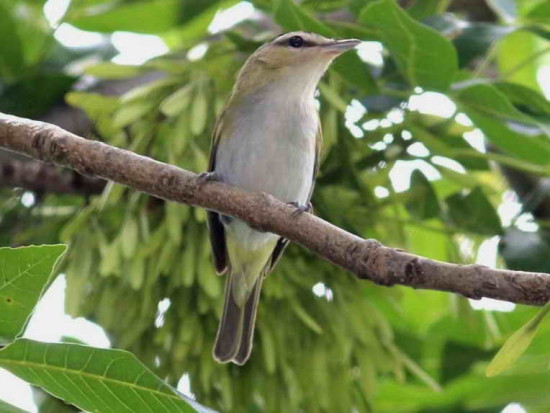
(206, 31), (360, 364)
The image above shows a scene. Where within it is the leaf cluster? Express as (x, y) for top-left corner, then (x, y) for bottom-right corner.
(2, 0), (550, 412)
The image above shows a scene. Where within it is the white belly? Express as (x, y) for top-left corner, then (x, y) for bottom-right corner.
(215, 93), (318, 250)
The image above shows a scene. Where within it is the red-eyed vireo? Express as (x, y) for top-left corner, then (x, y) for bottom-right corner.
(206, 31), (360, 364)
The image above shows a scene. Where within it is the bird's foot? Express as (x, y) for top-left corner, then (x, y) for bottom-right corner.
(288, 201), (313, 218)
(197, 171), (219, 188)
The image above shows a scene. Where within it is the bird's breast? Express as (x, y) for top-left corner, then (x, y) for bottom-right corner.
(215, 96), (318, 206)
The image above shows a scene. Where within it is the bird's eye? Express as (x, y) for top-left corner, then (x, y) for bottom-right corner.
(288, 36), (304, 48)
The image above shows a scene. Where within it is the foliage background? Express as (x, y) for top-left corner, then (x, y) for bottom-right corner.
(2, 0), (550, 412)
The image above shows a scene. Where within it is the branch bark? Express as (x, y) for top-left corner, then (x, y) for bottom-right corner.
(0, 158), (105, 195)
(1, 113), (549, 306)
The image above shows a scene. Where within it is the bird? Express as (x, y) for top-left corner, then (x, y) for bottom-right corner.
(205, 31), (360, 365)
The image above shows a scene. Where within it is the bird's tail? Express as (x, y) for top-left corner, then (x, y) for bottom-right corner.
(213, 272), (263, 365)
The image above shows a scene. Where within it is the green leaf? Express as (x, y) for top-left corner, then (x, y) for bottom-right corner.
(349, 0), (379, 15)
(486, 303), (550, 377)
(197, 233), (220, 299)
(165, 202), (183, 244)
(405, 170), (440, 220)
(453, 24), (514, 68)
(224, 31), (263, 53)
(435, 164), (480, 188)
(500, 229), (550, 273)
(34, 388), (77, 413)
(163, 0), (240, 47)
(454, 83), (550, 164)
(160, 85), (193, 118)
(291, 303), (323, 334)
(497, 29), (547, 95)
(439, 341), (493, 385)
(405, 222), (450, 261)
(6, 2), (51, 69)
(409, 125), (489, 170)
(113, 101), (156, 129)
(360, 0), (458, 90)
(68, 0), (181, 33)
(0, 339), (208, 413)
(273, 0), (334, 36)
(99, 240), (121, 277)
(421, 13), (462, 37)
(260, 326), (277, 374)
(85, 63), (146, 80)
(0, 245), (67, 343)
(121, 78), (181, 103)
(445, 187), (502, 235)
(120, 218), (139, 260)
(515, 0), (544, 16)
(525, 0), (550, 24)
(495, 82), (550, 116)
(181, 221), (198, 287)
(319, 83), (349, 113)
(0, 1), (24, 79)
(0, 74), (77, 118)
(408, 0), (450, 20)
(60, 207), (95, 243)
(331, 51), (379, 94)
(129, 257), (146, 290)
(454, 82), (536, 124)
(470, 112), (550, 165)
(0, 400), (28, 413)
(65, 92), (119, 119)
(191, 88), (208, 135)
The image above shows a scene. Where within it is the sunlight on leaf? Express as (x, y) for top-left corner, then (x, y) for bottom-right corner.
(360, 0), (458, 90)
(0, 245), (66, 343)
(0, 339), (214, 413)
(486, 303), (550, 377)
(0, 399), (28, 413)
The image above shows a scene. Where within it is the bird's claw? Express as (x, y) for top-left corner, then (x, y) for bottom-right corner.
(197, 171), (219, 188)
(288, 201), (313, 217)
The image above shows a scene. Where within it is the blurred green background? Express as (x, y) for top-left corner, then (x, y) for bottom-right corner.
(2, 0), (550, 412)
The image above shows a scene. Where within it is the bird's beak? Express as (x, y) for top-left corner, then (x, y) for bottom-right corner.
(320, 39), (361, 53)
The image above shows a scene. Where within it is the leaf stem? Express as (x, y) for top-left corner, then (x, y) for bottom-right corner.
(501, 44), (550, 80)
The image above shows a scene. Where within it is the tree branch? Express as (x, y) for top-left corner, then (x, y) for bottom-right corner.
(1, 112), (549, 306)
(0, 158), (105, 196)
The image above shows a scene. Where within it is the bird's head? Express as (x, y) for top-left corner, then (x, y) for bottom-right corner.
(233, 32), (360, 97)
(255, 31), (360, 67)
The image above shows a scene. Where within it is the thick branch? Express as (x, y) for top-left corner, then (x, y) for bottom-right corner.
(0, 158), (105, 195)
(1, 113), (549, 306)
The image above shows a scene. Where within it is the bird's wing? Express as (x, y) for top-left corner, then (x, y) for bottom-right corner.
(267, 123), (322, 272)
(207, 115), (228, 274)
(308, 121), (323, 204)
